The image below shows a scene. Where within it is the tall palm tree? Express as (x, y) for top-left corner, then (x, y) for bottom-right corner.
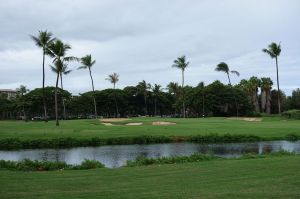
(78, 55), (98, 118)
(172, 56), (189, 118)
(260, 77), (273, 114)
(262, 42), (282, 113)
(215, 62), (240, 116)
(106, 73), (120, 117)
(30, 30), (55, 122)
(152, 84), (162, 116)
(137, 80), (151, 115)
(48, 40), (77, 126)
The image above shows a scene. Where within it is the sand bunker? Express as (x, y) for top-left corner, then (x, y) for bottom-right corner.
(227, 117), (262, 122)
(152, 121), (176, 125)
(100, 118), (131, 122)
(102, 122), (114, 126)
(125, 122), (143, 126)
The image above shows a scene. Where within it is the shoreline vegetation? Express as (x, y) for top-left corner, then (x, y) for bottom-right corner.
(0, 133), (299, 150)
(0, 151), (297, 171)
(1, 117), (300, 149)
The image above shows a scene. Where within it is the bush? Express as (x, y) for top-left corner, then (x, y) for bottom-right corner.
(188, 134), (262, 143)
(281, 109), (300, 119)
(0, 159), (104, 171)
(126, 151), (299, 167)
(73, 159), (105, 169)
(127, 153), (219, 167)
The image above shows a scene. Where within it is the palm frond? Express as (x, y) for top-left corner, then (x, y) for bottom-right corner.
(231, 70), (240, 76)
(215, 62), (229, 73)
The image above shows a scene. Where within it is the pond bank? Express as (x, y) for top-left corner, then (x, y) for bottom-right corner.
(0, 133), (299, 150)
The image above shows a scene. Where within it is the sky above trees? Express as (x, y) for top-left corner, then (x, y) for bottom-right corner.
(0, 0), (299, 94)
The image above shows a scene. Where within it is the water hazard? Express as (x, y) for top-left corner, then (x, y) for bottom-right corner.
(0, 140), (299, 168)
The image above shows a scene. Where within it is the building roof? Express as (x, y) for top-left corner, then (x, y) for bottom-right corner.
(0, 89), (17, 93)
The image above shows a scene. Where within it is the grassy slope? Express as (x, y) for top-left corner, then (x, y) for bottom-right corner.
(1, 156), (300, 199)
(0, 117), (299, 141)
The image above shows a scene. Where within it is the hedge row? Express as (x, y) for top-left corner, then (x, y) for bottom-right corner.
(0, 159), (104, 171)
(0, 133), (299, 150)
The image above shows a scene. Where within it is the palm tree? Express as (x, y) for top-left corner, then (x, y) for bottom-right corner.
(78, 55), (98, 118)
(51, 63), (72, 120)
(48, 40), (77, 126)
(17, 85), (29, 121)
(152, 84), (162, 116)
(30, 30), (55, 122)
(50, 60), (63, 126)
(106, 73), (120, 117)
(137, 80), (151, 115)
(260, 77), (273, 114)
(167, 82), (181, 97)
(248, 76), (261, 112)
(215, 62), (240, 116)
(172, 56), (189, 118)
(262, 42), (282, 113)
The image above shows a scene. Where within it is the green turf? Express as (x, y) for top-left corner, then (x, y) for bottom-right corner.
(1, 155), (300, 199)
(0, 117), (299, 141)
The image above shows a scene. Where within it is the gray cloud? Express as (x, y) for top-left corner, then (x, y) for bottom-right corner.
(0, 0), (299, 95)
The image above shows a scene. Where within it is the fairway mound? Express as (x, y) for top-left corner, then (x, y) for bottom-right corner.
(100, 118), (131, 122)
(152, 121), (176, 125)
(125, 122), (143, 126)
(227, 117), (262, 122)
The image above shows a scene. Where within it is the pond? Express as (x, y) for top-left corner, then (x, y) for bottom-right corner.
(0, 140), (299, 168)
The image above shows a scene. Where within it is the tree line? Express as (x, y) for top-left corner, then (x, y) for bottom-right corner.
(0, 30), (292, 124)
(1, 80), (300, 120)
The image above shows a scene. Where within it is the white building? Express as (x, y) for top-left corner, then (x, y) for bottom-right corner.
(0, 89), (17, 99)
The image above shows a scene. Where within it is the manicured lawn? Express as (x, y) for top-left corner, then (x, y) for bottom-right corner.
(0, 117), (299, 141)
(1, 155), (300, 199)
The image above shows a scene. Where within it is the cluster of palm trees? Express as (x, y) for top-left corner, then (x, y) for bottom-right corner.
(32, 30), (282, 124)
(171, 43), (282, 117)
(31, 30), (119, 126)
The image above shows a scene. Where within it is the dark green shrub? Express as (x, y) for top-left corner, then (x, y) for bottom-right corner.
(127, 153), (219, 167)
(73, 159), (105, 169)
(281, 110), (300, 119)
(0, 159), (105, 171)
(285, 134), (300, 141)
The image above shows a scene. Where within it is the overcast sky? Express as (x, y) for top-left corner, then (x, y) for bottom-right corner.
(0, 0), (299, 95)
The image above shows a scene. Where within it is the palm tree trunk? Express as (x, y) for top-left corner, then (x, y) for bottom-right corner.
(182, 69), (186, 118)
(276, 57), (281, 113)
(60, 73), (66, 120)
(113, 83), (119, 117)
(42, 49), (48, 122)
(89, 68), (98, 118)
(266, 90), (271, 114)
(55, 73), (59, 126)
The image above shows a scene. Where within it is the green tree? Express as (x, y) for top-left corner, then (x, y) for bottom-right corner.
(262, 42), (282, 113)
(152, 84), (162, 116)
(30, 30), (55, 122)
(248, 76), (261, 112)
(16, 85), (29, 121)
(137, 80), (151, 115)
(172, 56), (189, 118)
(260, 77), (273, 114)
(215, 62), (240, 116)
(106, 73), (120, 117)
(78, 55), (98, 118)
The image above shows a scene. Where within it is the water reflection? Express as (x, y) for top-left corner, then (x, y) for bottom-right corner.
(0, 140), (299, 168)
